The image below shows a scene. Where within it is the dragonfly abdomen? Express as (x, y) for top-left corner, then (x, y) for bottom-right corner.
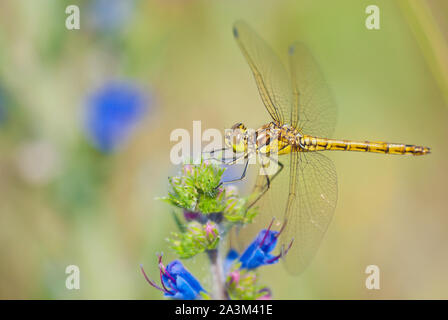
(299, 135), (430, 155)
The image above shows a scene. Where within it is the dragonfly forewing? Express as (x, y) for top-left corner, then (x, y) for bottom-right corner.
(289, 42), (337, 137)
(233, 20), (293, 125)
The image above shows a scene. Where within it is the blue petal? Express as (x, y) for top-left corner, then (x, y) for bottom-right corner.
(163, 260), (205, 299)
(239, 241), (259, 267)
(224, 249), (239, 274)
(243, 248), (278, 269)
(239, 229), (279, 269)
(174, 275), (200, 300)
(258, 230), (278, 253)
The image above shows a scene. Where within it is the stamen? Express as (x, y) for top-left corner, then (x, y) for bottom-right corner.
(158, 266), (173, 293)
(266, 239), (294, 264)
(274, 219), (288, 239)
(266, 253), (282, 264)
(157, 255), (177, 292)
(140, 264), (167, 293)
(259, 218), (275, 248)
(284, 238), (294, 255)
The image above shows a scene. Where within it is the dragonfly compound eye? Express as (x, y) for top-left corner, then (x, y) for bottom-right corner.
(225, 125), (248, 153)
(231, 122), (247, 131)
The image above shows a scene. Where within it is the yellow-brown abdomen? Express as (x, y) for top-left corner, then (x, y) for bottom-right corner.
(299, 135), (430, 156)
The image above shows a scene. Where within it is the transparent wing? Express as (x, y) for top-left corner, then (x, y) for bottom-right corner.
(280, 151), (338, 275)
(289, 42), (337, 137)
(233, 20), (293, 125)
(229, 154), (292, 254)
(230, 152), (337, 276)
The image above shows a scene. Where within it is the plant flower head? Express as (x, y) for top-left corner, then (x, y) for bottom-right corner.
(225, 263), (273, 300)
(140, 255), (205, 300)
(229, 219), (293, 270)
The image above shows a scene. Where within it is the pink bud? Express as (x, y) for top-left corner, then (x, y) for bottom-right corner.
(230, 271), (240, 284)
(205, 222), (217, 238)
(182, 164), (194, 174)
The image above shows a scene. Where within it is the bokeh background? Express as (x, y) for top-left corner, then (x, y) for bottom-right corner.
(0, 0), (447, 299)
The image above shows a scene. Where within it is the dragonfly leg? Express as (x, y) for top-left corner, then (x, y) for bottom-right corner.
(215, 155), (249, 189)
(203, 148), (246, 165)
(220, 157), (249, 185)
(248, 158), (284, 209)
(202, 147), (230, 163)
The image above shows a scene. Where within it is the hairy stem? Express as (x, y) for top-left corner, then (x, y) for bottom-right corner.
(207, 249), (227, 300)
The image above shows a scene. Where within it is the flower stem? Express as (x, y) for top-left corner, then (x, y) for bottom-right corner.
(207, 249), (227, 300)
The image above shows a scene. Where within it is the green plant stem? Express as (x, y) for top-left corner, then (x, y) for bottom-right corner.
(207, 249), (227, 300)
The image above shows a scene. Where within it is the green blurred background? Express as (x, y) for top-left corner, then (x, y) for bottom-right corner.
(0, 0), (447, 299)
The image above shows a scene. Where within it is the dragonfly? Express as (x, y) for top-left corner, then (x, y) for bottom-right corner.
(212, 21), (430, 275)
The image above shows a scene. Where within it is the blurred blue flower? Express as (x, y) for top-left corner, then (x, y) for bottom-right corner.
(87, 0), (135, 33)
(84, 81), (148, 153)
(141, 257), (206, 300)
(227, 220), (293, 270)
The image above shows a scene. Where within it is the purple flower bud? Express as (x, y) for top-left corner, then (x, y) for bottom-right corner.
(183, 210), (200, 221)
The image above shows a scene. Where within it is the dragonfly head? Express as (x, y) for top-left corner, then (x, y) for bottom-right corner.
(225, 122), (248, 153)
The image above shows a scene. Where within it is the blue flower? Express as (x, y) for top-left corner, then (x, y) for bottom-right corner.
(227, 219), (293, 270)
(84, 81), (148, 153)
(224, 249), (239, 274)
(239, 229), (279, 269)
(141, 256), (206, 300)
(87, 0), (135, 33)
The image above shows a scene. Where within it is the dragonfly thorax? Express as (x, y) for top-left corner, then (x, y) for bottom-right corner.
(255, 122), (303, 155)
(225, 121), (305, 155)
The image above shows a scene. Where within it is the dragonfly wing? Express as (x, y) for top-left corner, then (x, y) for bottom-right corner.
(289, 42), (337, 137)
(229, 154), (292, 254)
(233, 20), (293, 125)
(230, 152), (337, 276)
(280, 151), (338, 275)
